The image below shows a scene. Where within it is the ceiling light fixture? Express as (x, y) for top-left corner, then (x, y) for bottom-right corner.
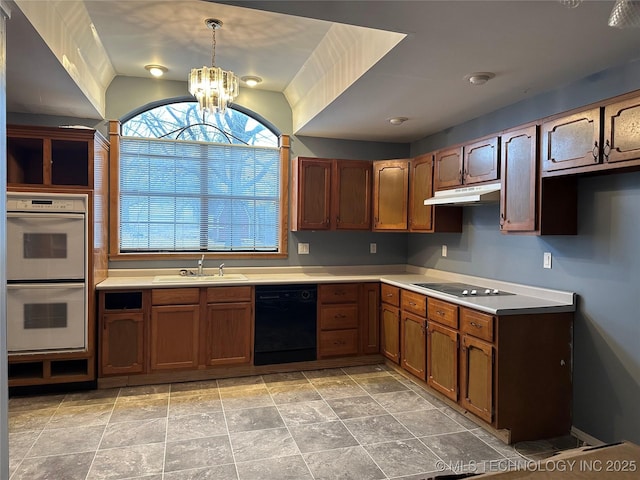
(608, 0), (640, 28)
(388, 117), (408, 125)
(241, 76), (263, 87)
(465, 72), (495, 86)
(145, 64), (167, 77)
(188, 18), (239, 115)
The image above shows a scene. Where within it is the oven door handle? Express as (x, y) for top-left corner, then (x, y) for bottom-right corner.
(7, 283), (86, 289)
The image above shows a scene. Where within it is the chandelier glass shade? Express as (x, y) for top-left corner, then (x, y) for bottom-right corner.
(188, 19), (239, 115)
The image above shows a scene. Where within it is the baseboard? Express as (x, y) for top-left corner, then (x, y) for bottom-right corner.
(571, 425), (605, 446)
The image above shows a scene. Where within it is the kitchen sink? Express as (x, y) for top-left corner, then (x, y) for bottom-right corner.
(152, 274), (248, 283)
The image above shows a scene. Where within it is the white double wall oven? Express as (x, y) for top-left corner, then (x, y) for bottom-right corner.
(6, 192), (88, 353)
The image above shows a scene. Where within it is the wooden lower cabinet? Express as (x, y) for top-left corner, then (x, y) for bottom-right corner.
(380, 283), (400, 365)
(101, 312), (145, 375)
(426, 322), (458, 401)
(205, 302), (253, 366)
(460, 334), (494, 423)
(400, 311), (426, 380)
(380, 303), (401, 364)
(205, 286), (254, 366)
(150, 304), (199, 371)
(318, 284), (360, 358)
(360, 283), (380, 354)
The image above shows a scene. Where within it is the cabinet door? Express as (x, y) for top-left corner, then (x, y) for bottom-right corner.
(464, 136), (499, 185)
(150, 305), (199, 371)
(360, 283), (380, 354)
(334, 160), (372, 230)
(101, 312), (145, 375)
(500, 125), (537, 232)
(206, 302), (253, 366)
(603, 96), (640, 164)
(372, 160), (409, 231)
(401, 311), (427, 381)
(293, 157), (331, 230)
(427, 322), (458, 401)
(460, 334), (494, 423)
(380, 304), (401, 364)
(7, 126), (96, 188)
(434, 147), (463, 190)
(408, 154), (434, 231)
(541, 108), (601, 172)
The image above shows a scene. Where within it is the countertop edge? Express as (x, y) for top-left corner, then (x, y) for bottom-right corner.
(97, 267), (576, 316)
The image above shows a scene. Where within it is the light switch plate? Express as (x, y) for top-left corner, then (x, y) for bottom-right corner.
(543, 252), (552, 269)
(298, 243), (309, 255)
(370, 243), (377, 254)
(442, 245), (448, 257)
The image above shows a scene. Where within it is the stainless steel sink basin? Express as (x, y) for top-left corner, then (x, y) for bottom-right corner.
(152, 274), (248, 283)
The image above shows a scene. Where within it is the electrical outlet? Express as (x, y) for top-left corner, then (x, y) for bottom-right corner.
(298, 243), (309, 255)
(442, 245), (448, 257)
(370, 243), (377, 254)
(543, 252), (552, 269)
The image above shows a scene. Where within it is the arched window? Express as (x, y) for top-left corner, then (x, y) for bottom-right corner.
(113, 101), (287, 256)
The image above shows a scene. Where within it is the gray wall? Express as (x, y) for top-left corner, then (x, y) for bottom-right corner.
(105, 76), (409, 270)
(409, 59), (640, 444)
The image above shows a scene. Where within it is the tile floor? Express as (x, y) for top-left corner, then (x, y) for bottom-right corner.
(8, 364), (581, 480)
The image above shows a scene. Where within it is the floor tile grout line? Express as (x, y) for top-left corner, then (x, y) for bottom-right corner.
(346, 366), (436, 479)
(218, 376), (246, 480)
(262, 372), (317, 480)
(84, 386), (121, 480)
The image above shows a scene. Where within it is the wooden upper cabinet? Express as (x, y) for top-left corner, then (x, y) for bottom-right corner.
(435, 138), (499, 191)
(408, 154), (434, 231)
(500, 125), (537, 232)
(603, 95), (640, 164)
(434, 147), (463, 190)
(291, 157), (332, 230)
(334, 160), (372, 230)
(7, 124), (107, 188)
(541, 107), (601, 173)
(464, 136), (500, 184)
(372, 159), (409, 231)
(291, 157), (371, 231)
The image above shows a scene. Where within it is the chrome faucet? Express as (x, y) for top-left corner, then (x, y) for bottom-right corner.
(218, 263), (225, 277)
(197, 255), (205, 276)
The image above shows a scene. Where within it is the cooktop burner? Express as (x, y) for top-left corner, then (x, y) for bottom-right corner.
(412, 282), (515, 297)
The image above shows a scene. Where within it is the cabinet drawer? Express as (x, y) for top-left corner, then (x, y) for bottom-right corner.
(206, 286), (253, 303)
(427, 298), (458, 329)
(319, 329), (358, 357)
(381, 284), (400, 307)
(401, 290), (427, 317)
(318, 283), (359, 304)
(320, 305), (358, 330)
(152, 288), (199, 306)
(460, 308), (494, 342)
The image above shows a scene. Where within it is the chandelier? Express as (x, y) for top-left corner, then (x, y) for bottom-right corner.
(188, 18), (239, 115)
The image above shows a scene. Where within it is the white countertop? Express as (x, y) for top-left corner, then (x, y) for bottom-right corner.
(97, 265), (576, 316)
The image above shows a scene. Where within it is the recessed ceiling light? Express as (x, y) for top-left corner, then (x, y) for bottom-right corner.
(465, 72), (495, 86)
(241, 76), (263, 87)
(145, 64), (168, 77)
(388, 117), (408, 125)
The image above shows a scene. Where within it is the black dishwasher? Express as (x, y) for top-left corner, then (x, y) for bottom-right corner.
(254, 285), (317, 366)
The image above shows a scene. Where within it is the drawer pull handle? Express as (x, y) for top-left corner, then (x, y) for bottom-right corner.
(470, 321), (482, 329)
(436, 310), (445, 316)
(334, 314), (347, 319)
(386, 293), (394, 297)
(409, 302), (417, 306)
(333, 340), (346, 345)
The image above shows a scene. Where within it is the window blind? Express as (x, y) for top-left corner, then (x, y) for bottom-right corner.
(119, 137), (280, 252)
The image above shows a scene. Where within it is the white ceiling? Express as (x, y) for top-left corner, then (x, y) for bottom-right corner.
(6, 1), (640, 143)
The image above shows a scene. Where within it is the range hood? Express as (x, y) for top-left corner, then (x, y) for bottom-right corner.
(423, 182), (501, 206)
